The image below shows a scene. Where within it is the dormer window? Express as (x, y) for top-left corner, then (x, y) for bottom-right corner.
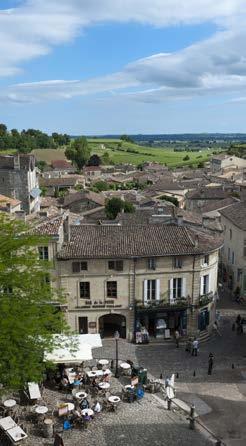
(173, 257), (182, 269)
(147, 258), (156, 270)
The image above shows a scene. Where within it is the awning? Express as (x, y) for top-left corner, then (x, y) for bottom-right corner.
(30, 187), (41, 198)
(44, 334), (101, 364)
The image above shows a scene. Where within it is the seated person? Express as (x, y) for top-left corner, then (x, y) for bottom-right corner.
(103, 373), (110, 383)
(93, 401), (102, 413)
(80, 398), (90, 410)
(61, 376), (69, 387)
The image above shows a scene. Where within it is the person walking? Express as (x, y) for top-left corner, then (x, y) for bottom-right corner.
(174, 329), (180, 348)
(191, 338), (199, 356)
(208, 353), (214, 375)
(54, 433), (64, 446)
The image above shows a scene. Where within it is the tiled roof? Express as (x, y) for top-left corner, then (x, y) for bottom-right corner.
(186, 187), (229, 200)
(39, 177), (78, 187)
(201, 197), (238, 213)
(57, 224), (222, 259)
(146, 180), (184, 192)
(34, 214), (64, 236)
(51, 160), (73, 169)
(220, 201), (246, 230)
(62, 191), (105, 207)
(0, 194), (21, 207)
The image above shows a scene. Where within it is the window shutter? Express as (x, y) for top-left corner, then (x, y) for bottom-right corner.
(207, 274), (210, 293)
(200, 276), (204, 295)
(156, 279), (160, 301)
(182, 277), (186, 297)
(169, 279), (174, 304)
(143, 280), (148, 304)
(72, 262), (80, 273)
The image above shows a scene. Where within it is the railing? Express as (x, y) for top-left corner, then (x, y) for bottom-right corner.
(135, 297), (189, 310)
(197, 292), (214, 308)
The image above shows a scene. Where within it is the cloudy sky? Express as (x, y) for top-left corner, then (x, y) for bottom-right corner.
(1, 0), (246, 134)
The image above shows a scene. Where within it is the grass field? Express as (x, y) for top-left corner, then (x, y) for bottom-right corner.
(27, 138), (216, 168)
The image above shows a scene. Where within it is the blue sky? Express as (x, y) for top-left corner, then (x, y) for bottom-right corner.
(1, 0), (246, 134)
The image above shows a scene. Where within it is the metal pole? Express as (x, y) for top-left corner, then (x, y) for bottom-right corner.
(189, 404), (195, 430)
(115, 338), (119, 378)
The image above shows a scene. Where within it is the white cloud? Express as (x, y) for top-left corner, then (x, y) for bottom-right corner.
(1, 0), (246, 76)
(3, 22), (246, 105)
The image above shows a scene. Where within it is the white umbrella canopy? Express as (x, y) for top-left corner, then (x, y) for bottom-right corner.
(44, 334), (97, 364)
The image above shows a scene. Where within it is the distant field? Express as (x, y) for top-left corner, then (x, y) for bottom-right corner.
(30, 139), (215, 167)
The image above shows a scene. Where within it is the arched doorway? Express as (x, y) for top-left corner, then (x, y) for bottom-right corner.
(99, 314), (126, 339)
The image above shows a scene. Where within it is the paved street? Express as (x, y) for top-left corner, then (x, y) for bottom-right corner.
(134, 294), (246, 446)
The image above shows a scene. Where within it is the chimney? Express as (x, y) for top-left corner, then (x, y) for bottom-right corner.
(177, 213), (183, 226)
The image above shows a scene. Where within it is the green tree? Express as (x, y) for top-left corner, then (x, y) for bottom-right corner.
(65, 137), (91, 170)
(0, 215), (69, 391)
(92, 181), (109, 192)
(101, 151), (111, 165)
(105, 197), (135, 219)
(0, 123), (7, 136)
(120, 134), (134, 143)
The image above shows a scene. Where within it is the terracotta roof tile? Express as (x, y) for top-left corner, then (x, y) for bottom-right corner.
(57, 224), (222, 259)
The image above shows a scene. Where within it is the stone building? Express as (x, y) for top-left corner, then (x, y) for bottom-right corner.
(53, 221), (222, 342)
(220, 201), (246, 294)
(0, 154), (40, 214)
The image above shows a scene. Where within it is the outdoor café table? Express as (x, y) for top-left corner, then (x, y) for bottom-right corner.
(81, 409), (94, 417)
(75, 391), (87, 400)
(120, 363), (131, 370)
(98, 382), (110, 390)
(66, 402), (75, 411)
(125, 385), (134, 391)
(98, 359), (109, 366)
(3, 399), (17, 408)
(35, 406), (49, 415)
(7, 426), (27, 442)
(108, 396), (120, 404)
(0, 416), (17, 431)
(87, 370), (103, 378)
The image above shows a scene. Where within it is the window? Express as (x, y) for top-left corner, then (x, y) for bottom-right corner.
(201, 275), (209, 295)
(173, 278), (182, 299)
(173, 257), (183, 269)
(232, 251), (235, 265)
(108, 260), (123, 271)
(38, 246), (49, 260)
(244, 240), (246, 257)
(107, 281), (117, 298)
(147, 258), (156, 270)
(72, 261), (88, 273)
(147, 279), (156, 300)
(203, 255), (209, 266)
(230, 229), (232, 240)
(80, 282), (90, 299)
(237, 269), (242, 282)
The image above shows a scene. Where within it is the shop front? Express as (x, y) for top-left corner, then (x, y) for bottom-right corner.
(135, 306), (188, 342)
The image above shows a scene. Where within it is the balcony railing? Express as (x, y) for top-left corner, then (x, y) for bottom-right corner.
(197, 292), (214, 308)
(135, 297), (189, 310)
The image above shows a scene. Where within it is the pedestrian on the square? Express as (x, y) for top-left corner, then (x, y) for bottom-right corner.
(174, 329), (180, 348)
(54, 433), (64, 446)
(191, 338), (199, 356)
(208, 353), (214, 375)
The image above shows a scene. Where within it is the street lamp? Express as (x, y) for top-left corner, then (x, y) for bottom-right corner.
(114, 330), (120, 378)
